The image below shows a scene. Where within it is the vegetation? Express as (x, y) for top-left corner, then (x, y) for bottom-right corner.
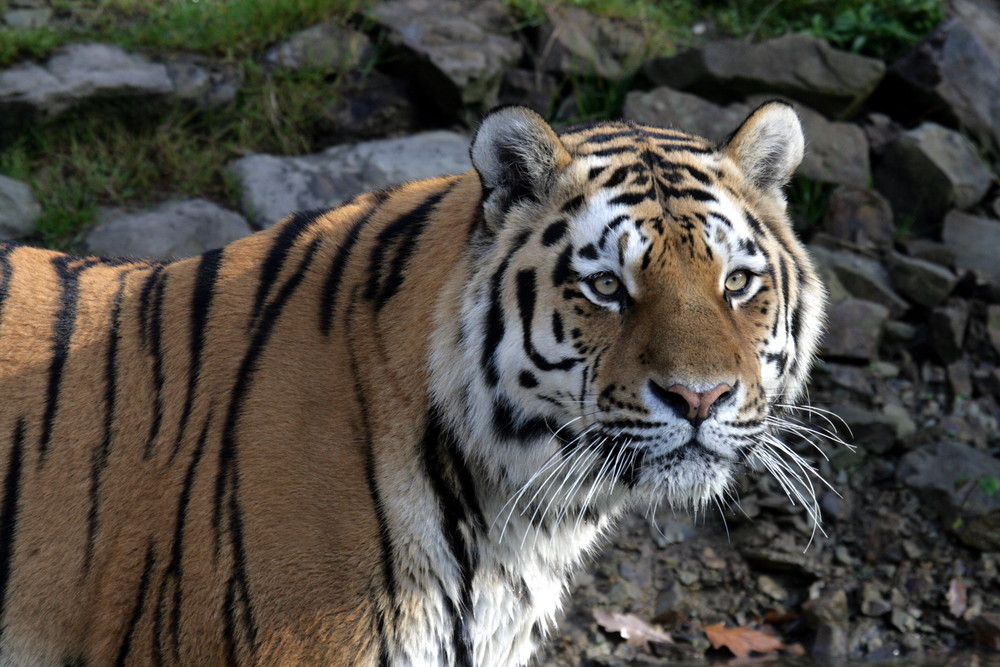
(0, 0), (944, 247)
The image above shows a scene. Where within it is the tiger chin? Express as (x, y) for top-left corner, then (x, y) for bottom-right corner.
(0, 101), (826, 666)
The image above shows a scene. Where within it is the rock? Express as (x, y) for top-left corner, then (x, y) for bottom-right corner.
(942, 212), (1000, 285)
(802, 589), (849, 659)
(873, 123), (992, 234)
(928, 300), (970, 363)
(0, 43), (173, 126)
(642, 34), (885, 118)
(497, 69), (560, 116)
(263, 22), (374, 72)
(83, 199), (252, 260)
(860, 582), (891, 617)
(821, 299), (888, 360)
(897, 440), (1000, 551)
(227, 130), (472, 228)
(757, 575), (787, 601)
(987, 305), (1000, 355)
(536, 5), (647, 81)
(318, 70), (420, 142)
(818, 249), (908, 316)
(947, 359), (974, 399)
(971, 612), (1000, 651)
(622, 86), (749, 143)
(833, 404), (896, 454)
(882, 16), (1000, 153)
(369, 0), (522, 119)
(3, 7), (50, 28)
(163, 54), (241, 108)
(747, 98), (869, 187)
(819, 186), (894, 251)
(899, 239), (954, 268)
(884, 252), (958, 308)
(0, 175), (41, 239)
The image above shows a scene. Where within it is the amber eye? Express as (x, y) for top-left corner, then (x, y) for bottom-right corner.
(725, 269), (750, 293)
(588, 273), (623, 298)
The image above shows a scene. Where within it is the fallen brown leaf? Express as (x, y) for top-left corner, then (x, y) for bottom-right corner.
(703, 622), (786, 658)
(593, 609), (674, 650)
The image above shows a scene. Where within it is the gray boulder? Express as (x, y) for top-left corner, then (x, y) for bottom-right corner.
(263, 22), (374, 72)
(942, 211), (1000, 284)
(819, 186), (894, 251)
(783, 101), (869, 187)
(898, 440), (1000, 551)
(3, 7), (50, 28)
(821, 298), (889, 360)
(884, 252), (958, 309)
(813, 248), (908, 316)
(368, 0), (522, 119)
(0, 43), (173, 124)
(536, 5), (647, 81)
(0, 175), (41, 239)
(885, 15), (1000, 153)
(164, 54), (241, 108)
(928, 299), (969, 363)
(642, 34), (885, 118)
(622, 87), (749, 143)
(84, 199), (252, 260)
(874, 123), (992, 234)
(227, 131), (472, 228)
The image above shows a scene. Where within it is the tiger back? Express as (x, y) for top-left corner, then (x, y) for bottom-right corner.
(0, 102), (825, 666)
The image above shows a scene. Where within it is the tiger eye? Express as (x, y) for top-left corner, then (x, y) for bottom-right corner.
(725, 270), (749, 292)
(593, 274), (621, 297)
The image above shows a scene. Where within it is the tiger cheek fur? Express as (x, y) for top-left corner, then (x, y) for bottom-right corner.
(0, 103), (824, 666)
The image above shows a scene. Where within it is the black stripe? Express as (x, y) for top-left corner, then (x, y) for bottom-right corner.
(516, 269), (581, 372)
(551, 245), (573, 287)
(214, 239), (321, 660)
(421, 410), (482, 667)
(144, 268), (168, 460)
(365, 187), (451, 311)
(248, 210), (318, 332)
(347, 290), (395, 664)
(0, 242), (17, 327)
(319, 191), (392, 336)
(541, 219), (568, 247)
(115, 541), (156, 667)
(85, 269), (135, 573)
(551, 310), (564, 344)
(481, 230), (531, 388)
(155, 410), (211, 663)
(0, 418), (25, 656)
(137, 265), (164, 349)
(39, 256), (96, 462)
(171, 248), (223, 462)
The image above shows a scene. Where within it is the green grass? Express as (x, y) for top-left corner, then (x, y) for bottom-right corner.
(1, 64), (338, 248)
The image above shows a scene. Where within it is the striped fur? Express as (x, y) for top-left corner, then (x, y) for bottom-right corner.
(0, 103), (825, 665)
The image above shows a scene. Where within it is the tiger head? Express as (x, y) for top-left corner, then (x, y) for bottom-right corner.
(433, 102), (826, 530)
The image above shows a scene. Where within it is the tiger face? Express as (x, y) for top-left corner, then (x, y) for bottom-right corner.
(435, 102), (825, 532)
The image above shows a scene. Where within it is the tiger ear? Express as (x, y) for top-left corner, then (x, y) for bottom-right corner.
(471, 106), (572, 233)
(723, 101), (804, 193)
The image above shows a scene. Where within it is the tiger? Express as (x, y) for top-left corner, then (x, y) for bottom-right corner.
(0, 101), (825, 666)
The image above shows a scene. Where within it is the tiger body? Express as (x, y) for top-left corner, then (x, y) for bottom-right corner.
(0, 103), (824, 665)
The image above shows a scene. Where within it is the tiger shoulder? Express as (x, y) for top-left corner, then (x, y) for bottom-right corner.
(0, 102), (826, 666)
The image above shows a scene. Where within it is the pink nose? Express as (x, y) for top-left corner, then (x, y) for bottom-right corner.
(652, 382), (733, 423)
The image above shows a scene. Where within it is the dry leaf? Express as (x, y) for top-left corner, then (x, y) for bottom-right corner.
(593, 609), (674, 650)
(947, 578), (967, 618)
(703, 623), (786, 658)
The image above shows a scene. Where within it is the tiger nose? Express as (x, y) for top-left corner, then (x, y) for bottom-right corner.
(649, 381), (733, 424)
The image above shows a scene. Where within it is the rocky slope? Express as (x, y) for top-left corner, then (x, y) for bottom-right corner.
(2, 0), (999, 663)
